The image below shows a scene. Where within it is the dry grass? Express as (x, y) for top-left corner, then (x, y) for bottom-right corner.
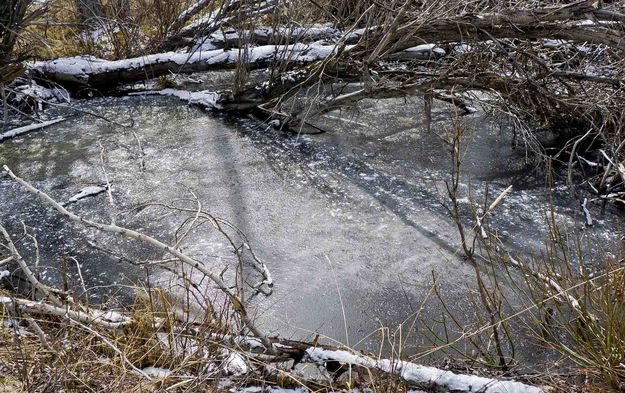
(0, 286), (236, 392)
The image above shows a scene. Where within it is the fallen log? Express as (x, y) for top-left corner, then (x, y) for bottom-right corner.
(0, 295), (133, 329)
(161, 0), (281, 51)
(29, 41), (445, 92)
(302, 347), (544, 393)
(29, 43), (343, 90)
(29, 0), (624, 91)
(190, 26), (342, 50)
(389, 21), (625, 56)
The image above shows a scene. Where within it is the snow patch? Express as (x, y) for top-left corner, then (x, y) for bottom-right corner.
(232, 387), (307, 393)
(142, 367), (171, 378)
(12, 81), (70, 105)
(93, 310), (129, 323)
(222, 350), (249, 375)
(132, 89), (223, 110)
(64, 185), (108, 205)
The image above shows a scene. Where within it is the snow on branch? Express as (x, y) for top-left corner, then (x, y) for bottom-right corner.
(0, 295), (133, 329)
(0, 118), (65, 143)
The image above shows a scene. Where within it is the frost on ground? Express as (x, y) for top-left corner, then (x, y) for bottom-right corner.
(11, 80), (71, 106)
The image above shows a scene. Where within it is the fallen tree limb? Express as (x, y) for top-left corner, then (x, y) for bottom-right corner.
(29, 0), (624, 91)
(161, 0), (281, 51)
(166, 0), (215, 37)
(0, 117), (65, 143)
(390, 22), (625, 55)
(190, 26), (341, 50)
(0, 294), (133, 329)
(379, 0), (625, 55)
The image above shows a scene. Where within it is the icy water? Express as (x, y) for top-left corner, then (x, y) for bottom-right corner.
(0, 95), (622, 358)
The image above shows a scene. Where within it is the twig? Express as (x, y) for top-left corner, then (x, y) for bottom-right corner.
(0, 118), (65, 143)
(0, 223), (63, 305)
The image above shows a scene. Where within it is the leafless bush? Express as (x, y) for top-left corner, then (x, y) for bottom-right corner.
(0, 0), (47, 83)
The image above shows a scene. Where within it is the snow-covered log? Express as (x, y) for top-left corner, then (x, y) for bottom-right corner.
(190, 26), (341, 50)
(29, 43), (343, 89)
(161, 0), (280, 51)
(303, 347), (544, 393)
(195, 333), (546, 392)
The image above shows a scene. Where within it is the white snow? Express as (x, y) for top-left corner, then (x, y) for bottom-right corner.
(142, 367), (171, 378)
(12, 81), (70, 105)
(92, 310), (129, 323)
(147, 89), (222, 109)
(542, 39), (571, 47)
(222, 350), (249, 375)
(0, 270), (9, 279)
(202, 25), (339, 47)
(233, 387), (307, 393)
(2, 319), (30, 336)
(65, 185), (108, 205)
(406, 44), (445, 55)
